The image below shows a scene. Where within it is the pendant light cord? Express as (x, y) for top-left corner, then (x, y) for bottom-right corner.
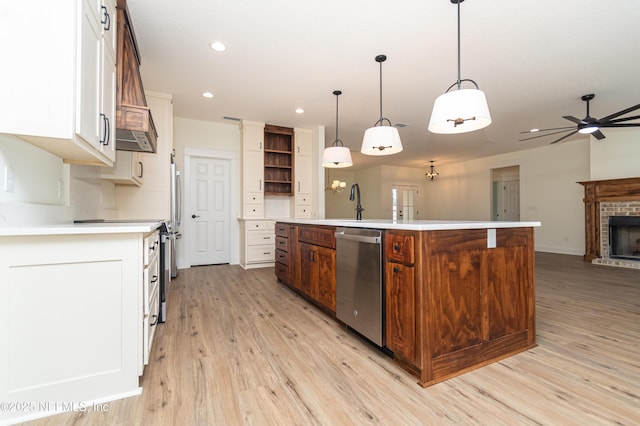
(336, 93), (339, 142)
(379, 59), (383, 121)
(456, 0), (461, 89)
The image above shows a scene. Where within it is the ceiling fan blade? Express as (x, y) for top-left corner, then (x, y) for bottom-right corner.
(550, 130), (578, 144)
(592, 129), (605, 140)
(598, 103), (640, 122)
(563, 115), (586, 125)
(518, 129), (573, 142)
(598, 123), (640, 128)
(604, 114), (640, 124)
(519, 126), (575, 134)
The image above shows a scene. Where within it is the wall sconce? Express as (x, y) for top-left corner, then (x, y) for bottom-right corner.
(425, 161), (440, 182)
(327, 179), (347, 194)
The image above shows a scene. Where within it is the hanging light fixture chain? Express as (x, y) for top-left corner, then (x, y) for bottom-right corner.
(456, 0), (462, 89)
(379, 57), (383, 121)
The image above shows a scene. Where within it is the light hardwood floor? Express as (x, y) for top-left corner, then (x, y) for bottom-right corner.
(24, 253), (640, 425)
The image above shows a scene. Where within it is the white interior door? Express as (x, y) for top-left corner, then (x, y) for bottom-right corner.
(188, 156), (230, 265)
(502, 180), (520, 221)
(391, 185), (419, 220)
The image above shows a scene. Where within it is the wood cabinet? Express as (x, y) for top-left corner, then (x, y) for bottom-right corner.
(0, 226), (159, 424)
(385, 231), (419, 366)
(101, 150), (144, 185)
(264, 125), (294, 196)
(294, 128), (313, 218)
(275, 223), (297, 287)
(0, 0), (117, 166)
(241, 121), (265, 218)
(418, 227), (536, 386)
(239, 220), (275, 269)
(276, 224), (337, 313)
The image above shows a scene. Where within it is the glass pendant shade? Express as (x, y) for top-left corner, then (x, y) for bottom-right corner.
(361, 126), (403, 155)
(428, 88), (491, 134)
(322, 145), (353, 168)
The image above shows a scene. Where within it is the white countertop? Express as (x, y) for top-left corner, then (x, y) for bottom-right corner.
(275, 219), (541, 231)
(0, 220), (166, 237)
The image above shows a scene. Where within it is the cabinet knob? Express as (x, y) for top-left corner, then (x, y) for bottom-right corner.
(394, 244), (400, 251)
(393, 267), (399, 273)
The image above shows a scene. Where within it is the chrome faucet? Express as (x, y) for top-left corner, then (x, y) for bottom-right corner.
(349, 183), (364, 220)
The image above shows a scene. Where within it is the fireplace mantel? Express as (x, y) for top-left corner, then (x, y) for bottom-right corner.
(578, 177), (640, 261)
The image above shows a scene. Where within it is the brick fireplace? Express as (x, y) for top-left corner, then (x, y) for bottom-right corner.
(579, 177), (640, 269)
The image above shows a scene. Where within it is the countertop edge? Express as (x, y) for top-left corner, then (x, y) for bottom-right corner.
(0, 221), (165, 237)
(273, 219), (542, 231)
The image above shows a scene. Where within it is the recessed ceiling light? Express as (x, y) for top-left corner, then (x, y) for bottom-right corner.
(202, 92), (214, 98)
(210, 41), (226, 52)
(295, 108), (304, 114)
(530, 128), (539, 132)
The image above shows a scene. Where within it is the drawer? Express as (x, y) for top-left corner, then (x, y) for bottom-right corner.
(143, 230), (160, 266)
(247, 245), (275, 262)
(275, 223), (289, 237)
(276, 236), (289, 252)
(298, 225), (336, 249)
(143, 254), (160, 315)
(144, 284), (160, 366)
(244, 204), (264, 218)
(245, 220), (275, 231)
(296, 193), (311, 205)
(275, 261), (289, 283)
(244, 191), (264, 204)
(275, 248), (289, 265)
(385, 233), (415, 264)
(295, 205), (313, 218)
(248, 230), (275, 246)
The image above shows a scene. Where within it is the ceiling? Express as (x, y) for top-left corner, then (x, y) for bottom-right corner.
(127, 0), (640, 169)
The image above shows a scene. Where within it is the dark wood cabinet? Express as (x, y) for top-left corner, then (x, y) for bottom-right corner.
(275, 223), (336, 313)
(263, 125), (294, 195)
(275, 223), (296, 287)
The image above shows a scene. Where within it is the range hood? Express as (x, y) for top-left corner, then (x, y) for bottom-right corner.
(115, 0), (157, 153)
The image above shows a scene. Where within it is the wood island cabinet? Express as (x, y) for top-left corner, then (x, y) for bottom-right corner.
(385, 231), (420, 367)
(276, 221), (537, 387)
(275, 223), (337, 314)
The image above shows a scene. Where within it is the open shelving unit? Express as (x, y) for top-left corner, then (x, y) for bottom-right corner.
(264, 124), (295, 195)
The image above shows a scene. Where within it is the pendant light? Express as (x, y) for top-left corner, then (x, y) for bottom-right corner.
(322, 90), (353, 168)
(425, 160), (440, 181)
(361, 55), (403, 156)
(428, 0), (491, 134)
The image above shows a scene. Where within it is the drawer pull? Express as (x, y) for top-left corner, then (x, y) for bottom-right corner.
(151, 275), (158, 283)
(150, 314), (158, 326)
(263, 236), (271, 239)
(263, 251), (271, 255)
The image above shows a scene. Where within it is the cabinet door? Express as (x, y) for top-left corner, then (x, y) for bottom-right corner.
(295, 154), (313, 195)
(315, 246), (336, 311)
(243, 123), (264, 152)
(244, 150), (264, 193)
(101, 0), (117, 60)
(100, 44), (117, 162)
(294, 128), (313, 156)
(385, 262), (416, 363)
(299, 242), (314, 297)
(76, 0), (102, 150)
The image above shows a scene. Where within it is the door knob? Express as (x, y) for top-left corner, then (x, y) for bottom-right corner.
(192, 214), (200, 219)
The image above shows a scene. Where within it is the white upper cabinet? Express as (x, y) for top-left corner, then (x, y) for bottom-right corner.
(0, 0), (116, 166)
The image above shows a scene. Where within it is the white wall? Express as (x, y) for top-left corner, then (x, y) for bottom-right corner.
(589, 128), (640, 180)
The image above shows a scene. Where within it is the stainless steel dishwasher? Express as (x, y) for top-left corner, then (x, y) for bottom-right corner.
(335, 227), (384, 346)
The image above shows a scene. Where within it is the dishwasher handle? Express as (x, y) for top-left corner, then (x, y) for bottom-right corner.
(335, 231), (381, 244)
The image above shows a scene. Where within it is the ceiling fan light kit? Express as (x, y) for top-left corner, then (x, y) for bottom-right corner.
(361, 55), (403, 156)
(519, 93), (640, 144)
(322, 90), (354, 168)
(428, 0), (492, 135)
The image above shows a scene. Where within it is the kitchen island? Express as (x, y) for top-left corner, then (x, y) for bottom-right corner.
(274, 219), (541, 387)
(0, 221), (164, 425)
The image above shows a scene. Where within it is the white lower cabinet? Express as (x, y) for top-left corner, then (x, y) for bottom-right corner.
(239, 219), (275, 269)
(0, 226), (161, 425)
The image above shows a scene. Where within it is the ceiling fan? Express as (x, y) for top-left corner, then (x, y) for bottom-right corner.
(520, 94), (640, 144)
